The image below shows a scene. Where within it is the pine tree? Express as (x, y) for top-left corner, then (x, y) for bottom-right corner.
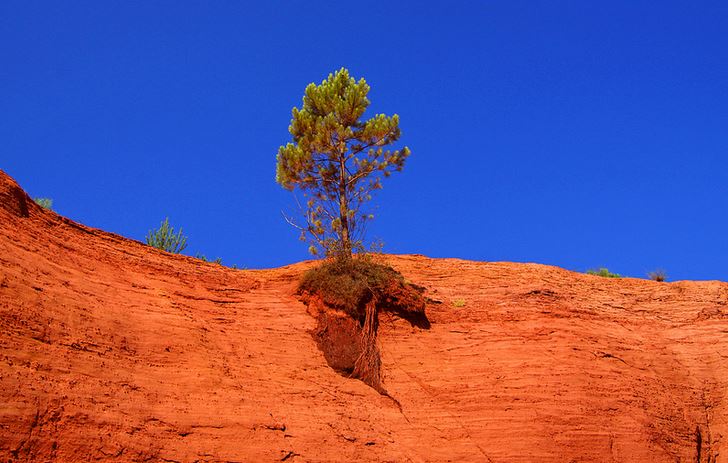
(276, 68), (410, 258)
(145, 217), (188, 254)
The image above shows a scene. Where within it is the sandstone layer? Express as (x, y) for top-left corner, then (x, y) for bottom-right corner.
(1, 170), (726, 462)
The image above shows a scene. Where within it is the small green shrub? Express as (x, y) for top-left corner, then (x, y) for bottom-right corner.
(453, 298), (466, 308)
(195, 253), (223, 265)
(34, 197), (53, 210)
(145, 217), (188, 254)
(586, 268), (622, 278)
(647, 269), (667, 282)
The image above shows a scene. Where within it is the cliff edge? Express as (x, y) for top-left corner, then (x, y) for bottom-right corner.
(1, 170), (726, 462)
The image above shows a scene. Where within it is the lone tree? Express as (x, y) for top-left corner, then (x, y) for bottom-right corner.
(276, 68), (410, 259)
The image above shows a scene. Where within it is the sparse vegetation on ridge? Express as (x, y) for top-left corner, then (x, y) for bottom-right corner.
(586, 268), (622, 278)
(145, 218), (188, 254)
(195, 253), (223, 265)
(648, 269), (668, 282)
(33, 197), (53, 210)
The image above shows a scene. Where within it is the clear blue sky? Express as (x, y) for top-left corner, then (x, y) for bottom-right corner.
(2, 1), (727, 281)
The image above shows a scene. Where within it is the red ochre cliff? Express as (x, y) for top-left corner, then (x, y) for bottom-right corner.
(1, 169), (726, 462)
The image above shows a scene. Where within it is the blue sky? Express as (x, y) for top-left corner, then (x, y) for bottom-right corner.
(2, 1), (727, 281)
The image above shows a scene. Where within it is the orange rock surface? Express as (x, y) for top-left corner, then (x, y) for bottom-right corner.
(1, 169), (726, 462)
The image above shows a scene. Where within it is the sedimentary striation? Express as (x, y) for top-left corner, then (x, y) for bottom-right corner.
(1, 170), (726, 462)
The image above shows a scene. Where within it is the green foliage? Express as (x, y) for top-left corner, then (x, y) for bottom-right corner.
(33, 197), (53, 210)
(276, 68), (410, 258)
(586, 268), (622, 278)
(299, 256), (419, 322)
(647, 269), (667, 282)
(195, 253), (223, 265)
(453, 299), (466, 308)
(145, 218), (188, 254)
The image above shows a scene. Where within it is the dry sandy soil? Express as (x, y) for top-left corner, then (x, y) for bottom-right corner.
(1, 169), (727, 462)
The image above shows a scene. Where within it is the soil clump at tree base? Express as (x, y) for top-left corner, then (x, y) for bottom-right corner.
(299, 257), (430, 393)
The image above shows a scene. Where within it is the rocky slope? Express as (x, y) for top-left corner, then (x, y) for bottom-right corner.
(1, 169), (726, 462)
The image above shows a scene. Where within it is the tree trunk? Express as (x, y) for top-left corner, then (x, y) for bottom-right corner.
(338, 154), (352, 259)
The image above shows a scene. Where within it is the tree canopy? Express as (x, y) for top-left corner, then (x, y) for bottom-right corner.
(276, 68), (410, 258)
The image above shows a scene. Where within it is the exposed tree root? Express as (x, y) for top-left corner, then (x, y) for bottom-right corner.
(351, 297), (382, 391)
(301, 259), (430, 393)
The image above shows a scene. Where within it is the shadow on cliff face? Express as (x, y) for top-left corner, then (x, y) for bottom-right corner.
(299, 257), (430, 393)
(0, 169), (32, 218)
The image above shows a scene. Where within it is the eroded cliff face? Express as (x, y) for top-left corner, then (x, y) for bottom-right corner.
(1, 169), (726, 462)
